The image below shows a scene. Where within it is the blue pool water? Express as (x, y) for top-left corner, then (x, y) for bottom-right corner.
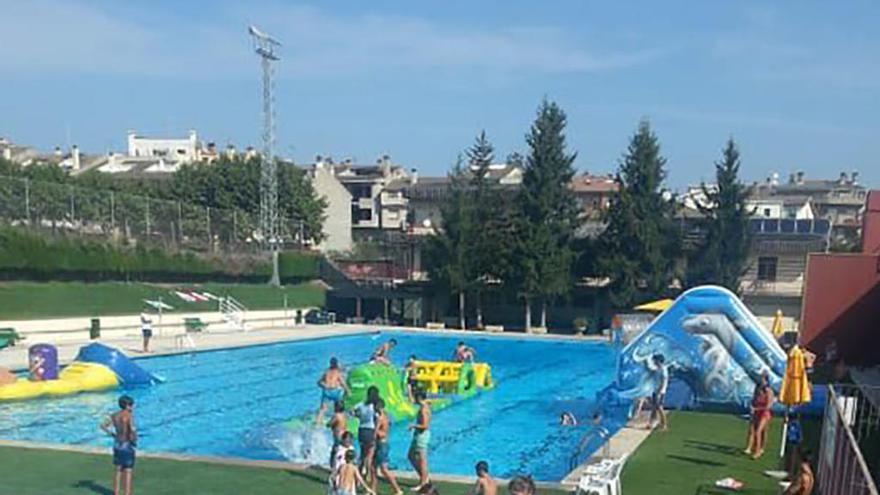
(0, 332), (623, 481)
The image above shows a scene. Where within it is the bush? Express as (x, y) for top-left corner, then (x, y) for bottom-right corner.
(0, 227), (320, 283)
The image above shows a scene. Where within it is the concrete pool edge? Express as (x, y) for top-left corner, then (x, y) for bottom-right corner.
(0, 438), (569, 490)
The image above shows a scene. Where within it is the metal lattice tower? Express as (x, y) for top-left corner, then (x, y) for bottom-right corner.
(248, 25), (282, 285)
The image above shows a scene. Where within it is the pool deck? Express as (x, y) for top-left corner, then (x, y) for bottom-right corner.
(0, 317), (607, 370)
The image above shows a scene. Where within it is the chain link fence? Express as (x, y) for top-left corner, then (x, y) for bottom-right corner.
(0, 175), (304, 253)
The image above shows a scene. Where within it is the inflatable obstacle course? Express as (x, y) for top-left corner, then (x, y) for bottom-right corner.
(339, 360), (494, 424)
(410, 360), (493, 396)
(0, 343), (161, 402)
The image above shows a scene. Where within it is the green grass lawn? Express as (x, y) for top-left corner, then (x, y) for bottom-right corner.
(0, 281), (325, 320)
(0, 445), (566, 495)
(621, 411), (791, 495)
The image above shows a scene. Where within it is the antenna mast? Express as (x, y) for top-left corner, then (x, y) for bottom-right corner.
(248, 25), (282, 286)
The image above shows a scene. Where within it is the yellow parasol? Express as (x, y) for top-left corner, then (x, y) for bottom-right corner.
(634, 299), (673, 313)
(778, 345), (812, 457)
(771, 309), (785, 339)
(779, 345), (811, 406)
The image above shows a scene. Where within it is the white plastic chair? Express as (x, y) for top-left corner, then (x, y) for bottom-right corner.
(576, 454), (629, 495)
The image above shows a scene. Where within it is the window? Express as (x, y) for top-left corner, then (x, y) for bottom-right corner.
(763, 208), (771, 218)
(757, 257), (778, 282)
(351, 206), (372, 223)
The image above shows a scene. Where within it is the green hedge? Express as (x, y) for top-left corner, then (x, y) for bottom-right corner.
(0, 227), (319, 283)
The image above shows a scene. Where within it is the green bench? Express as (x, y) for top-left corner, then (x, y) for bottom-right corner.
(0, 328), (24, 350)
(183, 318), (207, 333)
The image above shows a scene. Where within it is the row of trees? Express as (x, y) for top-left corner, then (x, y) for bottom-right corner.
(426, 100), (753, 330)
(0, 156), (328, 245)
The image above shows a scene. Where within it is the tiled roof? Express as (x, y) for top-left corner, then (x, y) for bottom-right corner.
(570, 174), (618, 193)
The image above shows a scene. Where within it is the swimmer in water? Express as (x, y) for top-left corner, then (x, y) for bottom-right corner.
(316, 357), (350, 425)
(370, 339), (397, 366)
(560, 412), (578, 426)
(452, 341), (476, 363)
(404, 355), (419, 402)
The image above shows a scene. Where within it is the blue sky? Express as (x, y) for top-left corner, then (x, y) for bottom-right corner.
(0, 0), (877, 189)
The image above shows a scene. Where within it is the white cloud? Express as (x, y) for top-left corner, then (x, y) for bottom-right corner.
(0, 1), (662, 79)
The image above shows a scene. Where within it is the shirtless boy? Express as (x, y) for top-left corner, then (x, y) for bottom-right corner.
(100, 395), (138, 495)
(317, 357), (350, 424)
(335, 449), (375, 495)
(371, 399), (403, 495)
(469, 460), (497, 495)
(370, 339), (397, 365)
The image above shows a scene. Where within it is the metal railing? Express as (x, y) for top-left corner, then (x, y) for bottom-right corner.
(817, 384), (880, 495)
(219, 296), (248, 332)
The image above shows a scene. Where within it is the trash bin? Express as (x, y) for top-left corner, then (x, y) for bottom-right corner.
(90, 318), (101, 340)
(28, 344), (58, 381)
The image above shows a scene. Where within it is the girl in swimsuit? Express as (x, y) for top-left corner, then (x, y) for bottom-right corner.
(745, 374), (774, 459)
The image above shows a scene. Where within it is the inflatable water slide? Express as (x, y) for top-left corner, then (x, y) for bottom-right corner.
(605, 285), (787, 408)
(0, 343), (161, 401)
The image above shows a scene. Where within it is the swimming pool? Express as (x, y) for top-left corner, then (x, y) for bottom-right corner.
(0, 331), (623, 481)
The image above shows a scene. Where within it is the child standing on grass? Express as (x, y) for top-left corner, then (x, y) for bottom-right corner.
(335, 449), (375, 495)
(100, 395), (137, 495)
(469, 461), (497, 495)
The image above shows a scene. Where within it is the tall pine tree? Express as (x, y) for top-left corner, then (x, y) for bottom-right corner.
(599, 120), (679, 308)
(424, 158), (472, 329)
(514, 100), (579, 330)
(687, 138), (753, 291)
(466, 130), (495, 329)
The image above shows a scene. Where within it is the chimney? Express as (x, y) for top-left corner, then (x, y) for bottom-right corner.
(851, 171), (859, 185)
(838, 172), (848, 184)
(770, 172), (779, 186)
(72, 145), (81, 171)
(127, 130), (137, 156)
(796, 171), (805, 184)
(788, 173), (796, 184)
(410, 168), (418, 185)
(54, 146), (62, 157)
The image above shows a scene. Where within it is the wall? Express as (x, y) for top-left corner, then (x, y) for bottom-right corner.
(310, 166), (353, 252)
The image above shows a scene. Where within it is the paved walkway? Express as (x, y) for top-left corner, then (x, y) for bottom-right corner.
(0, 323), (370, 370)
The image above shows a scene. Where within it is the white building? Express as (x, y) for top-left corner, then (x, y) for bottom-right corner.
(127, 130), (200, 162)
(310, 162), (354, 252)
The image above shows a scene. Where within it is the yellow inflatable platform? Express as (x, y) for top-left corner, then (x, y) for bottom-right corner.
(0, 362), (119, 401)
(411, 360), (493, 395)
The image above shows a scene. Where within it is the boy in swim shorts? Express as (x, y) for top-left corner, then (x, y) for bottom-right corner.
(316, 357), (349, 424)
(100, 395), (137, 495)
(408, 389), (432, 491)
(371, 399), (403, 495)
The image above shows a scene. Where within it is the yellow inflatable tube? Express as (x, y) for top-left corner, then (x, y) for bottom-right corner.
(0, 362), (119, 401)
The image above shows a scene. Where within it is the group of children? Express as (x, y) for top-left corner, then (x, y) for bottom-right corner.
(317, 338), (495, 495)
